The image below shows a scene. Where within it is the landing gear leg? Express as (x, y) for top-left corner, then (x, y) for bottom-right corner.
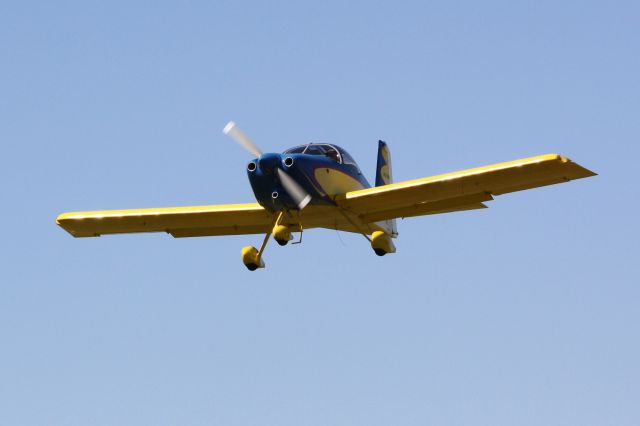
(241, 212), (283, 271)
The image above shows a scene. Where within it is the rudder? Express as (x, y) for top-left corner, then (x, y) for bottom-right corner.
(375, 140), (393, 186)
(374, 140), (398, 236)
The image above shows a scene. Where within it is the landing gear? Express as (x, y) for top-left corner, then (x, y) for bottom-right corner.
(373, 248), (387, 257)
(272, 224), (293, 246)
(371, 231), (396, 257)
(241, 212), (294, 271)
(241, 246), (265, 270)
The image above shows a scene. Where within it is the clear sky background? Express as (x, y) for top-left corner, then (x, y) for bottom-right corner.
(1, 1), (638, 425)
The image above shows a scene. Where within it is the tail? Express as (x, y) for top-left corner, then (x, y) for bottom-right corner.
(375, 140), (393, 186)
(375, 140), (398, 236)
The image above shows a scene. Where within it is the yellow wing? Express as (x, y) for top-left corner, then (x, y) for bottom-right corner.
(57, 154), (595, 239)
(57, 203), (274, 238)
(56, 202), (389, 238)
(335, 154), (596, 223)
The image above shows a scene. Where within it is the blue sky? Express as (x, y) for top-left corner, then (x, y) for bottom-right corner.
(1, 1), (639, 425)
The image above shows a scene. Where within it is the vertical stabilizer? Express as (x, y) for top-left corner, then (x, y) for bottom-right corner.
(375, 140), (393, 186)
(375, 140), (398, 236)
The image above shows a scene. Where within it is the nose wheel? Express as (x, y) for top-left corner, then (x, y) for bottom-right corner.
(241, 246), (265, 270)
(241, 212), (286, 271)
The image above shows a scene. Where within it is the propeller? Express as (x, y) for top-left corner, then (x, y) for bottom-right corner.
(222, 121), (312, 210)
(276, 168), (312, 210)
(223, 121), (263, 158)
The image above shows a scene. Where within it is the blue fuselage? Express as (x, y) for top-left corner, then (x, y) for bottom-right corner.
(247, 148), (371, 212)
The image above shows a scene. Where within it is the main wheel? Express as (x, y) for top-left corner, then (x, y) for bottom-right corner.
(374, 248), (387, 256)
(241, 246), (265, 271)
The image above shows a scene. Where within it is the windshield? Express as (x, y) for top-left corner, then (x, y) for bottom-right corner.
(335, 146), (356, 165)
(283, 145), (306, 154)
(283, 144), (343, 163)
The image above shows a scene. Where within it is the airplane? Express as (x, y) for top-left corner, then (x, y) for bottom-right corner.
(56, 121), (596, 270)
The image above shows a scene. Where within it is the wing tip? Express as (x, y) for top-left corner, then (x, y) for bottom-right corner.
(56, 212), (73, 228)
(56, 212), (96, 238)
(551, 153), (597, 179)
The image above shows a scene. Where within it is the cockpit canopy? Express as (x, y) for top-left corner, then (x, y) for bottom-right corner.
(283, 143), (357, 166)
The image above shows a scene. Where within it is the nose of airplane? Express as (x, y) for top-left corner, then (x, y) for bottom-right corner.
(258, 153), (281, 174)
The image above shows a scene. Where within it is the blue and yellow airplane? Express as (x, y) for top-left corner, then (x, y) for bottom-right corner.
(57, 121), (596, 270)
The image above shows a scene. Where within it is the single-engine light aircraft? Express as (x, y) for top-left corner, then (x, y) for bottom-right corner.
(57, 122), (596, 270)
